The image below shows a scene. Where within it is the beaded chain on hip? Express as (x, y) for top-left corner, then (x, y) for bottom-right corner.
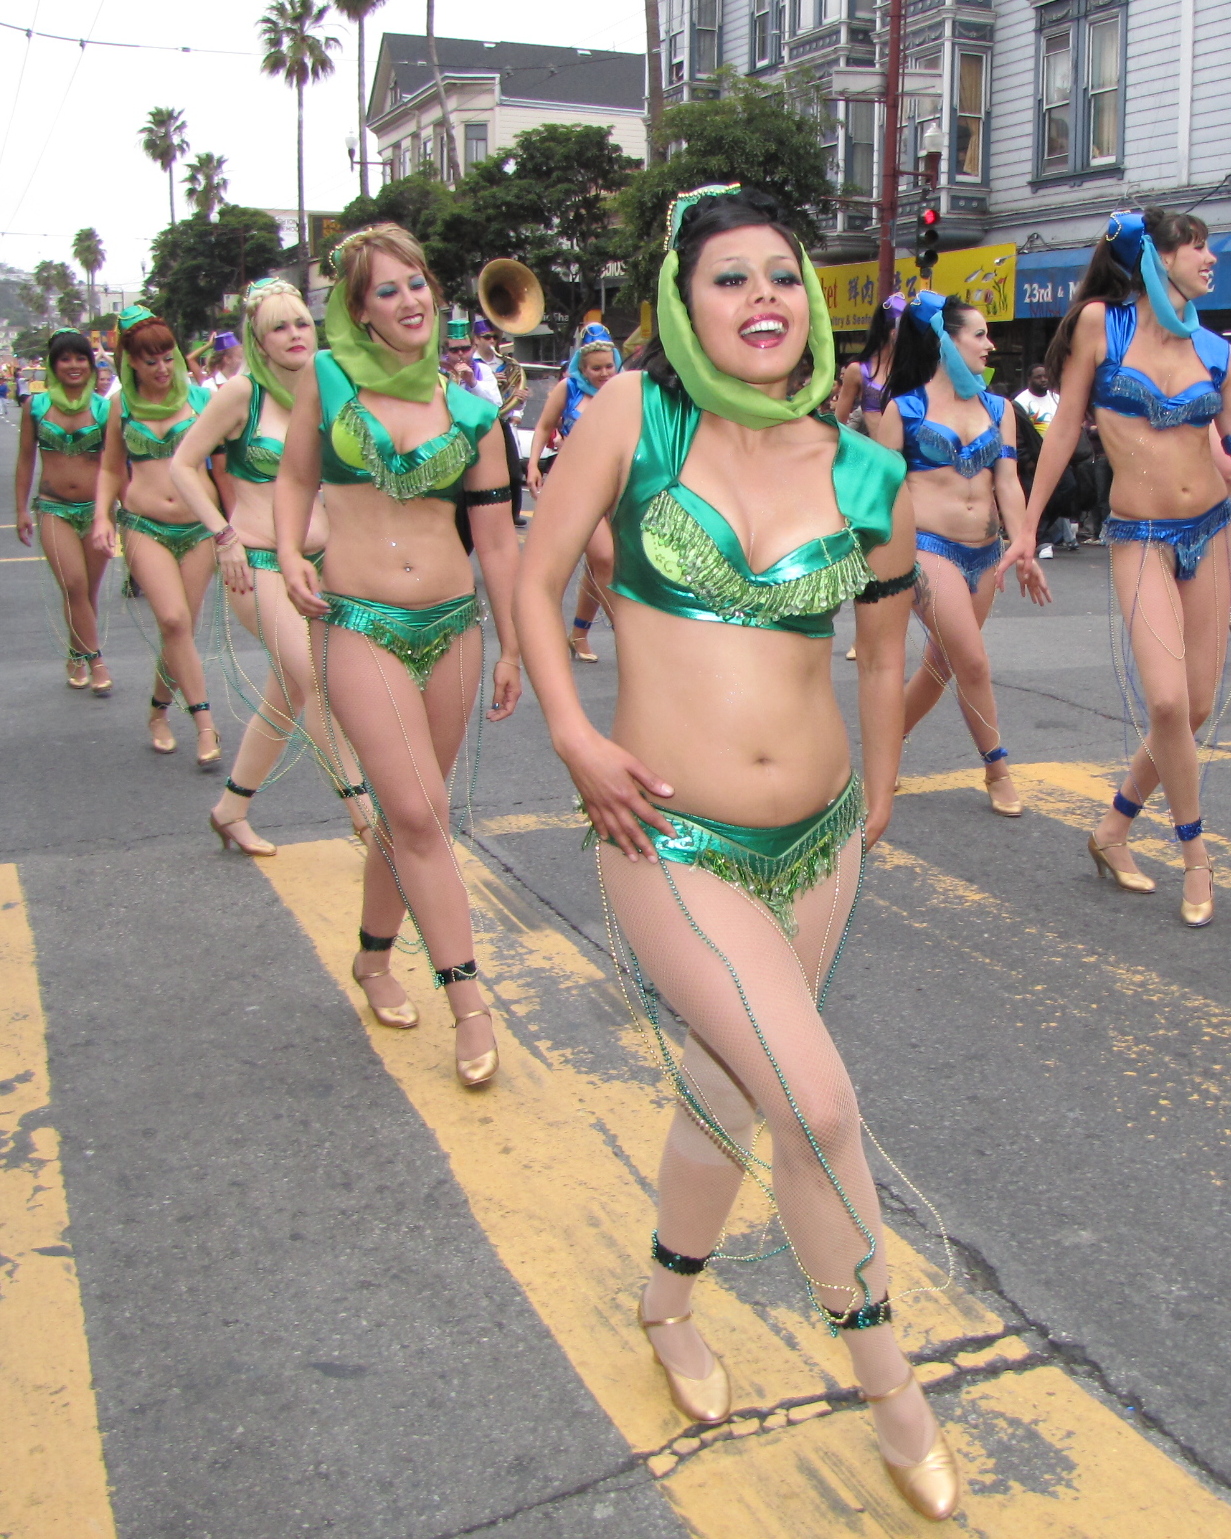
(214, 576), (311, 794)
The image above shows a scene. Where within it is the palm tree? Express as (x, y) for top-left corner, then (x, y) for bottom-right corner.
(184, 153), (230, 220)
(71, 228), (105, 321)
(140, 108), (190, 224)
(333, 0), (386, 199)
(259, 0), (341, 273)
(425, 0), (461, 185)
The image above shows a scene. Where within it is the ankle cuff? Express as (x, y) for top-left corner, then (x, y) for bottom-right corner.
(69, 648), (101, 663)
(572, 617), (593, 631)
(337, 780), (369, 800)
(186, 700), (211, 716)
(1113, 791), (1143, 819)
(358, 928), (396, 952)
(981, 746), (1008, 765)
(819, 1295), (893, 1334)
(1176, 818), (1204, 843)
(150, 696), (171, 711)
(434, 959), (477, 987)
(652, 1232), (712, 1276)
(225, 778), (258, 798)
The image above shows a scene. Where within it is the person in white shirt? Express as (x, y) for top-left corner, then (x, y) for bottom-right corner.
(442, 319), (503, 408)
(1014, 363), (1060, 434)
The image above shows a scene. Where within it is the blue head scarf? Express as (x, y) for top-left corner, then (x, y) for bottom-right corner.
(562, 323), (621, 434)
(906, 291), (985, 399)
(1105, 210), (1200, 338)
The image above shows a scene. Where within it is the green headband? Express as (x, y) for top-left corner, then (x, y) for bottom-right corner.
(117, 306), (190, 421)
(324, 280), (440, 403)
(243, 277), (309, 411)
(655, 193), (836, 430)
(45, 329), (96, 414)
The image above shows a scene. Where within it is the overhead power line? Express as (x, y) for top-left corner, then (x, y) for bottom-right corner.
(0, 18), (259, 57)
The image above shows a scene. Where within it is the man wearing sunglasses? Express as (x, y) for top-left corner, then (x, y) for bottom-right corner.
(442, 318), (503, 408)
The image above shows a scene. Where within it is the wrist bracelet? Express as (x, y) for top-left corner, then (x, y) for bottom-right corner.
(495, 658), (522, 669)
(214, 527), (239, 547)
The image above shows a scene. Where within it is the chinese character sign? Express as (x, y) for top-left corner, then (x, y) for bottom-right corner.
(817, 244), (1018, 331)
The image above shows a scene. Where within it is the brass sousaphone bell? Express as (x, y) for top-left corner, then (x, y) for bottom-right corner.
(477, 258), (545, 336)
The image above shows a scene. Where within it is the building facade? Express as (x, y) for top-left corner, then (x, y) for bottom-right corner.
(366, 36), (647, 186)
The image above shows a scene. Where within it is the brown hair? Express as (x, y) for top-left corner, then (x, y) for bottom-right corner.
(1045, 206), (1210, 380)
(122, 317), (177, 361)
(335, 223), (443, 321)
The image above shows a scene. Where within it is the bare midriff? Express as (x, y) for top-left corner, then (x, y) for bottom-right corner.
(610, 595), (851, 828)
(318, 482), (474, 607)
(231, 481), (327, 554)
(1096, 412), (1225, 521)
(909, 463), (1000, 546)
(37, 446), (99, 505)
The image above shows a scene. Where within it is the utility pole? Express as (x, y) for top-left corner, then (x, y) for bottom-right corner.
(876, 0), (905, 302)
(645, 0), (666, 163)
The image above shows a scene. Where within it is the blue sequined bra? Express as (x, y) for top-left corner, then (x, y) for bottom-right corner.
(1091, 303), (1228, 429)
(896, 388), (1017, 479)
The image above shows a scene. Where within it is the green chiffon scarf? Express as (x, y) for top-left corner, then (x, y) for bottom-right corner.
(45, 331), (96, 413)
(117, 305), (190, 422)
(324, 281), (440, 403)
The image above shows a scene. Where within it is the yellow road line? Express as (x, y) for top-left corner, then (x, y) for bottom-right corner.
(476, 809), (588, 836)
(0, 556), (42, 563)
(261, 839), (1231, 1536)
(0, 865), (117, 1539)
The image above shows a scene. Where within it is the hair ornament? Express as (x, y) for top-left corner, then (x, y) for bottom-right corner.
(243, 276), (303, 322)
(118, 304), (156, 333)
(1106, 209), (1199, 338)
(664, 183), (744, 251)
(1105, 210), (1146, 272)
(326, 227), (377, 278)
(883, 293), (908, 318)
(907, 289), (985, 399)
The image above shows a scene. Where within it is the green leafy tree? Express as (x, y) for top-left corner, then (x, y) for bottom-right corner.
(145, 206), (283, 337)
(184, 153), (230, 221)
(56, 284), (86, 327)
(618, 75), (834, 298)
(331, 171), (454, 269)
(333, 0), (386, 199)
(258, 0), (341, 271)
(71, 228), (105, 321)
(141, 108), (190, 225)
(20, 260), (79, 328)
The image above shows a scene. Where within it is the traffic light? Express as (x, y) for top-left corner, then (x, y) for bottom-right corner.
(915, 202), (941, 274)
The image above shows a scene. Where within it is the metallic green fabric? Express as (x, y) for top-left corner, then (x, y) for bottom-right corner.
(225, 382), (283, 483)
(335, 397), (472, 501)
(117, 509), (213, 562)
(32, 495), (94, 535)
(31, 392), (106, 456)
(321, 590), (478, 689)
(120, 385), (209, 461)
(246, 546), (325, 574)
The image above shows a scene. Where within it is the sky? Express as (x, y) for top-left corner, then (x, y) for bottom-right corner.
(0, 0), (647, 292)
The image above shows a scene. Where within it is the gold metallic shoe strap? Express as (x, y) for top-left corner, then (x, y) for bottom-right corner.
(862, 1367), (917, 1405)
(639, 1309), (693, 1329)
(452, 1008), (491, 1029)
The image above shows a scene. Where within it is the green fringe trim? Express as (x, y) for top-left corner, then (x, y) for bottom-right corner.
(122, 420), (179, 460)
(336, 398), (471, 503)
(116, 509), (212, 562)
(32, 496), (94, 535)
(322, 591), (479, 689)
(244, 441), (283, 477)
(642, 491), (876, 626)
(37, 424), (104, 456)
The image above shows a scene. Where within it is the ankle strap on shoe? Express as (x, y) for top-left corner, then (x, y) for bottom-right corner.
(150, 696), (171, 711)
(435, 959), (477, 987)
(186, 700), (211, 716)
(336, 780), (369, 800)
(1113, 791), (1143, 819)
(572, 616), (593, 631)
(358, 928), (397, 952)
(980, 746), (1008, 765)
(69, 648), (102, 663)
(652, 1232), (712, 1276)
(225, 778), (258, 798)
(1176, 818), (1204, 842)
(862, 1365), (916, 1404)
(819, 1295), (893, 1333)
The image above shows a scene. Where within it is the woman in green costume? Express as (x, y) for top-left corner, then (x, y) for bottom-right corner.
(92, 308), (223, 766)
(516, 187), (959, 1521)
(14, 329), (112, 693)
(171, 278), (372, 856)
(276, 224), (522, 1085)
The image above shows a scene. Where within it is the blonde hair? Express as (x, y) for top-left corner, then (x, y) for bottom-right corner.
(245, 282), (313, 344)
(333, 223), (443, 321)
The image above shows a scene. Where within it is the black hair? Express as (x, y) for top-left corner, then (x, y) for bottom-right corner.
(640, 186), (812, 393)
(884, 294), (980, 400)
(1045, 205), (1209, 380)
(857, 299), (899, 364)
(49, 330), (95, 374)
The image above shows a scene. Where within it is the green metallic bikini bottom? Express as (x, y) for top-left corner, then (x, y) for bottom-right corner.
(117, 509), (213, 562)
(32, 495), (94, 536)
(246, 546), (325, 574)
(320, 590), (479, 689)
(594, 774), (864, 933)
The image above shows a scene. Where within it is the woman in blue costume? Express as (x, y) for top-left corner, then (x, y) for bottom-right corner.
(92, 308), (223, 766)
(14, 329), (113, 694)
(879, 293), (1049, 816)
(526, 324), (621, 661)
(171, 278), (372, 857)
(276, 224), (522, 1083)
(516, 187), (958, 1521)
(1020, 209), (1230, 927)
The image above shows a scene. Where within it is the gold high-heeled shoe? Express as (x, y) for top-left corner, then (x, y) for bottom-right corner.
(1088, 835), (1156, 894)
(453, 1007), (498, 1086)
(1180, 860), (1215, 928)
(984, 772), (1022, 817)
(351, 963), (420, 1029)
(66, 658), (91, 690)
(196, 727), (223, 769)
(864, 1369), (960, 1522)
(148, 704), (176, 754)
(639, 1303), (732, 1425)
(209, 812), (276, 857)
(568, 635), (599, 663)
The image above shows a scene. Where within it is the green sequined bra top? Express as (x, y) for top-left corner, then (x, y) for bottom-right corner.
(225, 381), (284, 484)
(120, 384), (211, 462)
(31, 391), (109, 456)
(315, 351), (496, 505)
(610, 374), (906, 639)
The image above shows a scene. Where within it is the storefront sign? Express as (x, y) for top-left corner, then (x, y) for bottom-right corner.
(816, 243), (1017, 331)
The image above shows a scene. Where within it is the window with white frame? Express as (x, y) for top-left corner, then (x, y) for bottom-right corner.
(847, 99), (874, 194)
(667, 0), (685, 82)
(955, 52), (986, 179)
(1035, 0), (1124, 178)
(464, 123), (488, 172)
(694, 0), (720, 73)
(752, 0), (772, 66)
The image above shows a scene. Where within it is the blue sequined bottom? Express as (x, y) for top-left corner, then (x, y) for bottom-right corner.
(916, 530), (1002, 594)
(1104, 499), (1231, 581)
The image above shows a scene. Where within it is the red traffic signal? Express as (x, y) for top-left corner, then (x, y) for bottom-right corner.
(915, 202), (941, 274)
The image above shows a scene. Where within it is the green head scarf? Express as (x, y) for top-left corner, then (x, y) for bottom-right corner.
(655, 184), (836, 431)
(324, 280), (441, 403)
(117, 305), (190, 421)
(45, 328), (96, 414)
(242, 277), (311, 411)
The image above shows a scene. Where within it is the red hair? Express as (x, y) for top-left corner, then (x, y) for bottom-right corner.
(122, 317), (177, 360)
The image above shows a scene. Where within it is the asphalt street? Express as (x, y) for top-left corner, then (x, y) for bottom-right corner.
(1, 412), (1229, 1537)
